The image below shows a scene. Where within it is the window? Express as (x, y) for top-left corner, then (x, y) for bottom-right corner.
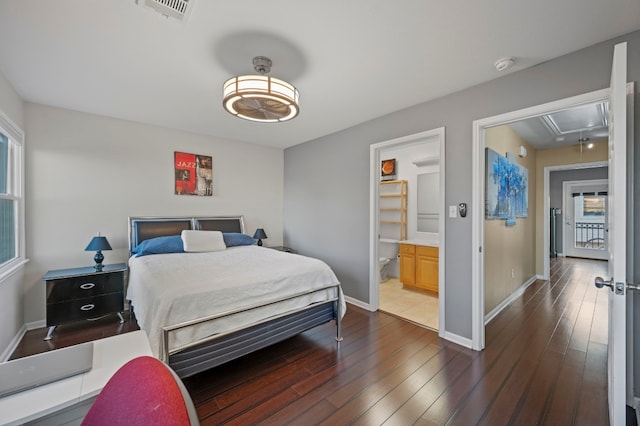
(583, 195), (605, 216)
(0, 111), (25, 277)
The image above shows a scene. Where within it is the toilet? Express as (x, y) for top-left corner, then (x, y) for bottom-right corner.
(379, 257), (391, 282)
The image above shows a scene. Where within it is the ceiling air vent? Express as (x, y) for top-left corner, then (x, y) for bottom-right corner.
(137, 0), (195, 21)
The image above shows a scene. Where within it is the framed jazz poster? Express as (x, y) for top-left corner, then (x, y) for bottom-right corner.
(174, 151), (213, 196)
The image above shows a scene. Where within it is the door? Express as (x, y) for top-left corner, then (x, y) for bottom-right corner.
(597, 41), (627, 426)
(399, 244), (416, 286)
(416, 246), (439, 293)
(563, 180), (608, 260)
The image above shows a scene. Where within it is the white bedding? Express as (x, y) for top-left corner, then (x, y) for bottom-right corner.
(127, 245), (345, 358)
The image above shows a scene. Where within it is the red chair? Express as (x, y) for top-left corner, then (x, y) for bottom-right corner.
(82, 356), (199, 425)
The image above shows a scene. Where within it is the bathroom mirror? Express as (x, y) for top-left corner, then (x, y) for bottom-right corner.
(417, 172), (439, 233)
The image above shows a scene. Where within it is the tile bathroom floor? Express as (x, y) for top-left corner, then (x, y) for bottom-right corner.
(379, 278), (439, 330)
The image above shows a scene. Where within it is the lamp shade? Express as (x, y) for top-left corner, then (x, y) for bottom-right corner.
(253, 229), (267, 240)
(85, 236), (112, 252)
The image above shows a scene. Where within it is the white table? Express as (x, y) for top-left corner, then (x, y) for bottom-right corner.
(0, 330), (152, 426)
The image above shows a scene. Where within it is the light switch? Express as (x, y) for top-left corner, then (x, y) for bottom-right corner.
(449, 205), (458, 218)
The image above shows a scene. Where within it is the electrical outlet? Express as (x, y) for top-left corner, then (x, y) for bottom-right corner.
(449, 205), (457, 218)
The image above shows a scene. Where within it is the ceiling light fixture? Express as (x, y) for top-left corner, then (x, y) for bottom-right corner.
(578, 131), (594, 154)
(494, 57), (515, 72)
(223, 56), (300, 123)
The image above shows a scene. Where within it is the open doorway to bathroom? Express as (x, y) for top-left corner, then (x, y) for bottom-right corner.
(369, 128), (445, 333)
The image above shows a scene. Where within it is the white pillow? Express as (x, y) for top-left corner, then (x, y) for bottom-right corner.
(181, 230), (226, 252)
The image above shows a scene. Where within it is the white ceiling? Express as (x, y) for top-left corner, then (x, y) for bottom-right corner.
(0, 0), (639, 149)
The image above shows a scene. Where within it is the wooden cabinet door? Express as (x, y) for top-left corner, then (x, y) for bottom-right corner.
(399, 244), (415, 285)
(416, 246), (439, 293)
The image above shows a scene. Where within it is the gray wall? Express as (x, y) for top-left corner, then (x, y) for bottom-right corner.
(284, 30), (640, 343)
(549, 167), (608, 254)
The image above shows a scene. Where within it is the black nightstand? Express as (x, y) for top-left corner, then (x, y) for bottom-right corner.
(43, 263), (127, 340)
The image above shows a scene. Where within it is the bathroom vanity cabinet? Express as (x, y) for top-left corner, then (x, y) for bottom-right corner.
(399, 243), (438, 293)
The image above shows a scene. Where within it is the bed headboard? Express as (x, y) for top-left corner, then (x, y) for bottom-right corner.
(128, 216), (245, 253)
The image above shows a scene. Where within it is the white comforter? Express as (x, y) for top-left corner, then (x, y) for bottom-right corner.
(127, 245), (344, 358)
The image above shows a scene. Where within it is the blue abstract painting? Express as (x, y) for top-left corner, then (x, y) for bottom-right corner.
(485, 148), (528, 225)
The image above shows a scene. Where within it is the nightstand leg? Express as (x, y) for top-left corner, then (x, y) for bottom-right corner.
(117, 312), (125, 324)
(44, 326), (56, 341)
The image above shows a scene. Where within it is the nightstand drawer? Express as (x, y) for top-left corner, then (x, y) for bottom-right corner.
(47, 293), (124, 325)
(46, 271), (124, 303)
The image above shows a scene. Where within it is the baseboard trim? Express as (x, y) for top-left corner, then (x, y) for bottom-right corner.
(27, 319), (46, 330)
(1, 320), (47, 362)
(0, 323), (27, 362)
(440, 330), (473, 349)
(344, 296), (374, 311)
(484, 275), (538, 325)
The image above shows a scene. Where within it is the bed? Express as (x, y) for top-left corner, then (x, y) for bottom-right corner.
(126, 216), (345, 378)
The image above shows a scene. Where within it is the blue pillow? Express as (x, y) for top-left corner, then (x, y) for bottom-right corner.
(132, 235), (184, 257)
(223, 232), (256, 247)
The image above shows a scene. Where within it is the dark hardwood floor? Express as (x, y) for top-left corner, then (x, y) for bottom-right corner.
(9, 311), (140, 360)
(12, 257), (609, 425)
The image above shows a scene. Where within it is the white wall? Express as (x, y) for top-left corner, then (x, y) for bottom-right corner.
(0, 70), (25, 356)
(381, 141), (439, 239)
(0, 71), (24, 129)
(23, 103), (284, 324)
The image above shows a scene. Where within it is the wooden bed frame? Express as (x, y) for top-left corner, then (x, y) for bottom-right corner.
(127, 216), (343, 378)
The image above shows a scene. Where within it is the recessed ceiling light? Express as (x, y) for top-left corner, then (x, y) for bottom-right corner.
(494, 57), (515, 72)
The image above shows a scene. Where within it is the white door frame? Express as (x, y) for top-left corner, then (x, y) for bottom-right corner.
(543, 162), (607, 266)
(471, 87), (611, 350)
(562, 178), (608, 260)
(369, 127), (445, 336)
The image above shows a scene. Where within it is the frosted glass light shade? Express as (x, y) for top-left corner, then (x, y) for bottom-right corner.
(223, 75), (299, 122)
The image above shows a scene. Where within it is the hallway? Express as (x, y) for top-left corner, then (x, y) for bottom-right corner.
(473, 255), (609, 425)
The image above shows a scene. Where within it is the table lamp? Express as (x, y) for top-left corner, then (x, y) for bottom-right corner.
(85, 233), (112, 270)
(253, 228), (267, 246)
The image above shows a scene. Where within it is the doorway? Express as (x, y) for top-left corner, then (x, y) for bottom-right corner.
(369, 127), (445, 334)
(562, 179), (608, 260)
(471, 87), (612, 350)
(472, 44), (634, 423)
